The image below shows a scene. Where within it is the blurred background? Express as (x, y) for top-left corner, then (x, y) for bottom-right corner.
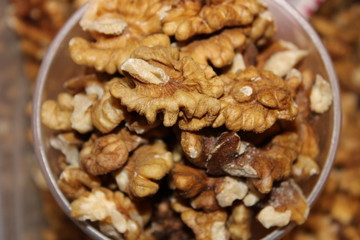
(0, 0), (359, 239)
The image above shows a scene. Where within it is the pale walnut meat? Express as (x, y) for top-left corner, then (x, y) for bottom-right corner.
(213, 67), (298, 133)
(161, 0), (264, 41)
(69, 34), (170, 74)
(50, 133), (81, 167)
(91, 79), (127, 133)
(58, 167), (101, 200)
(215, 176), (248, 208)
(181, 28), (247, 68)
(227, 203), (251, 240)
(172, 199), (229, 240)
(310, 74), (333, 114)
(80, 128), (145, 175)
(292, 155), (320, 180)
(256, 40), (308, 77)
(110, 46), (224, 131)
(80, 0), (170, 35)
(41, 93), (73, 131)
(71, 93), (97, 133)
(71, 187), (151, 240)
(114, 141), (173, 198)
(257, 179), (309, 228)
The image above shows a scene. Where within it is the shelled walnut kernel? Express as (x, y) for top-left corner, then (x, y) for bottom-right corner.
(40, 0), (334, 239)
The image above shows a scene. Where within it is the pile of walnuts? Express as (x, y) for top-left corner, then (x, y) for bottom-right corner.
(41, 0), (333, 239)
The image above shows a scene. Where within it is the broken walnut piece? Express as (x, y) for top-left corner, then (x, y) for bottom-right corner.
(41, 92), (73, 131)
(181, 28), (247, 68)
(180, 130), (299, 193)
(111, 46), (224, 131)
(292, 155), (320, 180)
(50, 132), (81, 167)
(171, 198), (229, 240)
(213, 67), (298, 133)
(69, 33), (170, 74)
(161, 0), (264, 41)
(80, 0), (170, 35)
(172, 164), (247, 210)
(71, 187), (151, 240)
(80, 128), (145, 175)
(257, 40), (308, 77)
(171, 164), (209, 199)
(310, 74), (333, 114)
(71, 93), (97, 133)
(115, 141), (173, 198)
(91, 79), (127, 133)
(227, 203), (252, 240)
(58, 167), (101, 200)
(257, 179), (309, 228)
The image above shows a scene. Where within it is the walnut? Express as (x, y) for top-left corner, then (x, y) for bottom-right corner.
(70, 187), (151, 240)
(80, 128), (145, 175)
(292, 155), (320, 180)
(215, 176), (248, 208)
(256, 205), (291, 229)
(180, 128), (299, 193)
(50, 133), (80, 166)
(213, 67), (298, 133)
(258, 179), (309, 228)
(310, 74), (333, 114)
(261, 41), (308, 77)
(91, 79), (126, 133)
(114, 141), (173, 198)
(172, 199), (229, 240)
(171, 164), (209, 199)
(245, 10), (275, 46)
(110, 46), (224, 131)
(227, 203), (251, 240)
(69, 34), (171, 74)
(71, 93), (96, 133)
(80, 0), (170, 35)
(181, 128), (299, 193)
(298, 123), (319, 159)
(41, 93), (73, 131)
(181, 28), (247, 68)
(191, 190), (221, 212)
(219, 132), (299, 193)
(256, 40), (299, 68)
(58, 167), (101, 199)
(228, 53), (247, 74)
(243, 189), (262, 207)
(171, 164), (247, 210)
(161, 0), (264, 41)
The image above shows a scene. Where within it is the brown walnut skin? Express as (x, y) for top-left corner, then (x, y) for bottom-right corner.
(80, 129), (144, 175)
